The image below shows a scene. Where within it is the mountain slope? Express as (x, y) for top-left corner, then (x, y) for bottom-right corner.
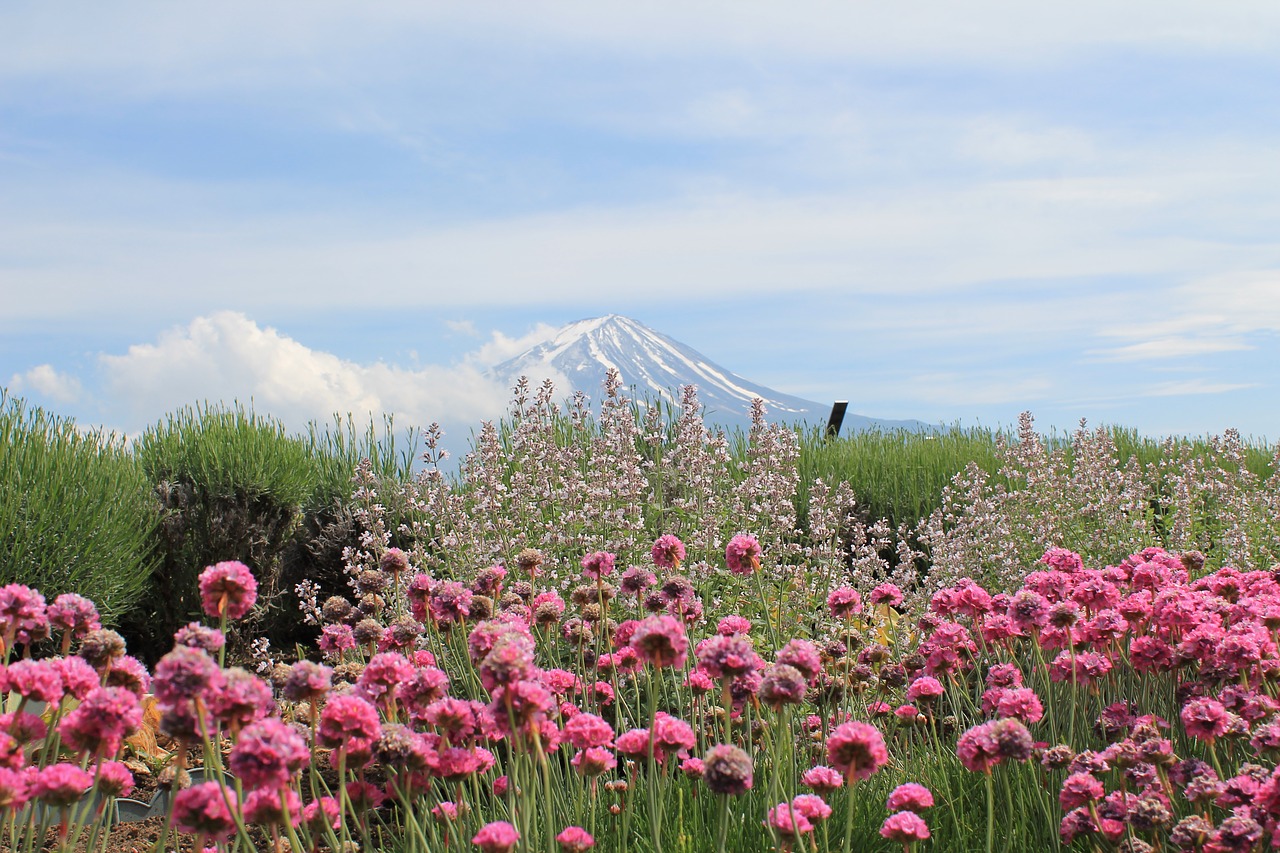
(489, 315), (928, 432)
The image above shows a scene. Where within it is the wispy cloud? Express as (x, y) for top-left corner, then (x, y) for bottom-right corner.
(96, 312), (517, 433)
(1142, 379), (1258, 397)
(8, 364), (83, 404)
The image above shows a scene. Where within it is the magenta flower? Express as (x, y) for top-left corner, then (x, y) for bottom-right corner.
(703, 744), (754, 795)
(630, 614), (689, 669)
(152, 645), (224, 706)
(229, 718), (310, 790)
(51, 655), (100, 701)
(725, 533), (762, 575)
(317, 694), (382, 753)
(651, 535), (686, 569)
(880, 811), (930, 843)
(766, 802), (814, 837)
(905, 676), (945, 704)
(759, 664), (808, 710)
(94, 760), (135, 797)
(0, 767), (27, 811)
(696, 633), (759, 680)
(173, 781), (238, 842)
(956, 721), (1002, 774)
(3, 658), (64, 705)
(563, 713), (615, 750)
(30, 763), (93, 808)
(556, 825), (595, 852)
(571, 746), (617, 777)
(1059, 772), (1105, 810)
(801, 765), (844, 796)
(473, 820), (520, 853)
(870, 583), (904, 607)
(58, 686), (142, 757)
(198, 560), (258, 620)
(380, 548), (410, 576)
(827, 587), (863, 619)
(303, 796), (341, 833)
(243, 787), (302, 827)
(791, 793), (833, 823)
(826, 721), (889, 783)
(776, 639), (823, 683)
(716, 615), (752, 636)
(994, 688), (1044, 724)
(887, 783), (934, 812)
(358, 651), (416, 704)
(47, 593), (101, 644)
(209, 667), (274, 730)
(580, 551), (616, 580)
(1181, 697), (1230, 743)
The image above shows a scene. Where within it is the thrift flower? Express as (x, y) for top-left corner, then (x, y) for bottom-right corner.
(725, 534), (762, 575)
(198, 560), (258, 620)
(703, 744), (754, 795)
(880, 811), (930, 843)
(473, 820), (520, 853)
(651, 535), (686, 569)
(826, 721), (889, 782)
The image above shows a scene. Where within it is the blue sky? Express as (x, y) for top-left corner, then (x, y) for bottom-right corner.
(3, 2), (1279, 448)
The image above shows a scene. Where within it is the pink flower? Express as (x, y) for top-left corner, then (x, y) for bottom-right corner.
(801, 765), (844, 796)
(725, 534), (762, 575)
(759, 664), (808, 710)
(651, 535), (686, 570)
(198, 561), (258, 620)
(0, 767), (27, 810)
(826, 721), (888, 782)
(208, 668), (274, 730)
(95, 760), (135, 797)
(905, 676), (945, 704)
(358, 651), (416, 704)
(173, 781), (238, 842)
(51, 655), (100, 701)
(827, 587), (863, 619)
(2, 659), (64, 704)
(887, 783), (934, 812)
(229, 718), (310, 790)
(30, 763), (93, 808)
(956, 721), (1001, 774)
(152, 646), (223, 706)
(571, 746), (617, 777)
(791, 793), (833, 823)
(580, 551), (616, 580)
(281, 660), (333, 703)
(703, 744), (754, 795)
(716, 615), (752, 636)
(317, 695), (382, 753)
(556, 825), (595, 852)
(1181, 698), (1230, 743)
(563, 713), (614, 750)
(303, 796), (341, 833)
(680, 757), (705, 778)
(1059, 772), (1104, 810)
(473, 820), (520, 853)
(58, 686), (142, 757)
(880, 811), (930, 842)
(776, 639), (823, 683)
(652, 713), (696, 760)
(766, 802), (814, 837)
(47, 594), (101, 643)
(696, 634), (759, 680)
(243, 787), (302, 827)
(870, 583), (903, 607)
(630, 615), (689, 669)
(995, 688), (1044, 724)
(380, 548), (410, 576)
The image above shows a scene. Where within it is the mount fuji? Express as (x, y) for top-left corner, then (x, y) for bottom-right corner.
(489, 315), (927, 433)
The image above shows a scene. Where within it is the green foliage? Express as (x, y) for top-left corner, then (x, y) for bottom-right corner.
(124, 403), (417, 662)
(0, 389), (157, 623)
(794, 424), (1008, 531)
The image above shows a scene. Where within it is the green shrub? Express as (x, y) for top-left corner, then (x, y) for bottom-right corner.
(0, 389), (158, 624)
(123, 403), (416, 663)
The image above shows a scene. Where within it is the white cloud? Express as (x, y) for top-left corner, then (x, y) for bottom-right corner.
(445, 319), (479, 337)
(465, 323), (564, 368)
(1143, 379), (1258, 397)
(5, 2), (1280, 94)
(97, 312), (516, 433)
(1088, 337), (1253, 362)
(8, 364), (83, 403)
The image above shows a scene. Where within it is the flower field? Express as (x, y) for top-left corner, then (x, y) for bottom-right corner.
(2, 374), (1280, 852)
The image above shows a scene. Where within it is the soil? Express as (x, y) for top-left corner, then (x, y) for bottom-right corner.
(3, 817), (275, 853)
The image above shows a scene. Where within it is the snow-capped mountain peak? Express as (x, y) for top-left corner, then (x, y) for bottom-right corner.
(490, 315), (820, 422)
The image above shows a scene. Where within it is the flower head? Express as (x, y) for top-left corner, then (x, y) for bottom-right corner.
(703, 744), (754, 795)
(173, 781), (238, 842)
(198, 560), (258, 620)
(826, 721), (889, 782)
(725, 534), (762, 575)
(880, 811), (930, 843)
(651, 535), (686, 570)
(473, 820), (520, 853)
